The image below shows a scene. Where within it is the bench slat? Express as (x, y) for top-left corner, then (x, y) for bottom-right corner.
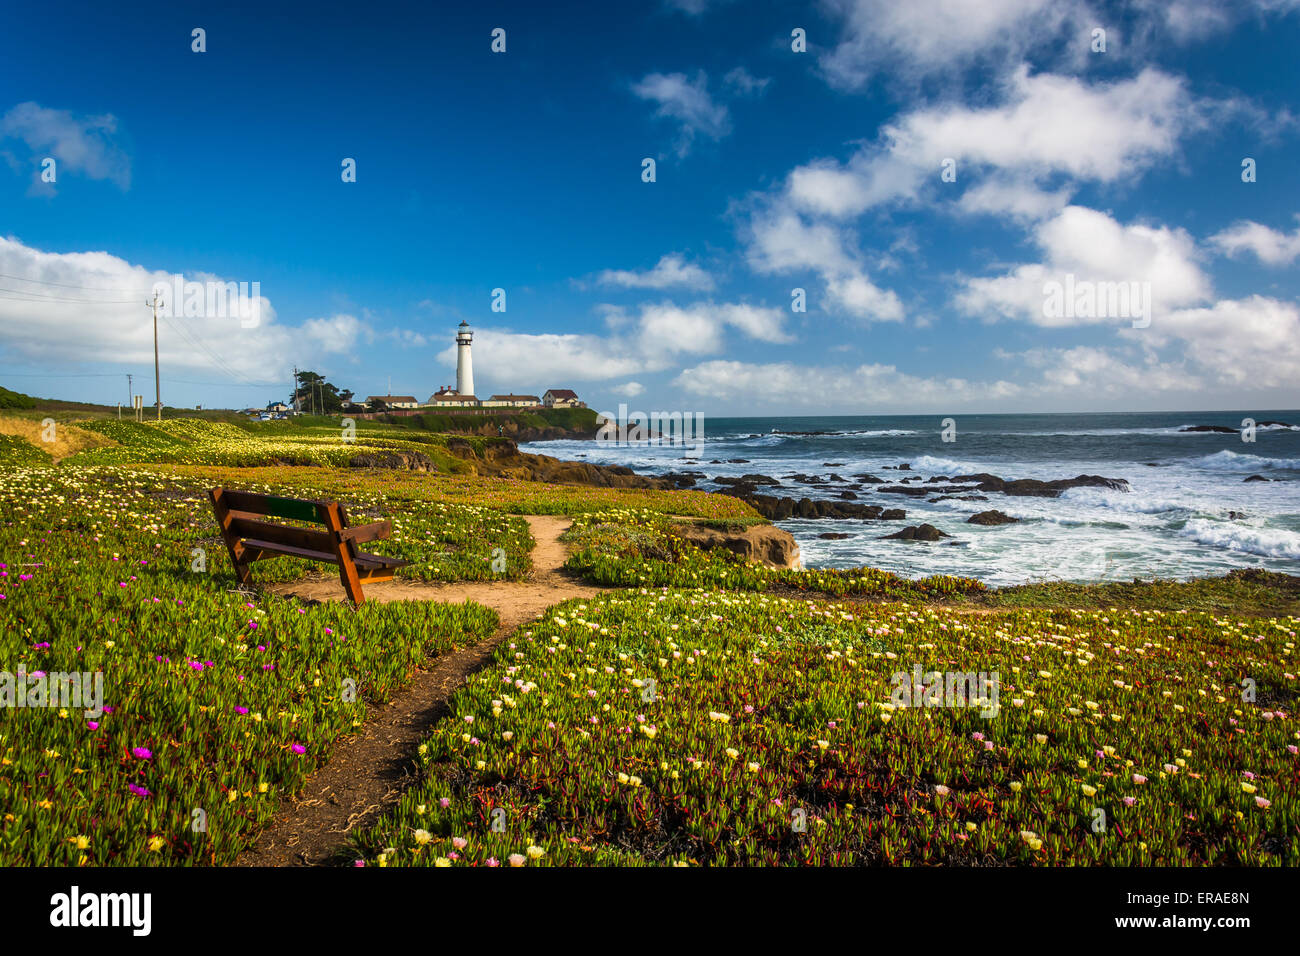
(228, 516), (335, 555)
(219, 489), (326, 524)
(241, 538), (340, 565)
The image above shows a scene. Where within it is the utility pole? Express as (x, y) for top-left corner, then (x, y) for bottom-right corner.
(127, 373), (133, 411)
(292, 366), (298, 415)
(146, 293), (163, 421)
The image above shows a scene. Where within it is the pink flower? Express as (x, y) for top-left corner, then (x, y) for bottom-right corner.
(1122, 796), (1137, 807)
(452, 837), (468, 850)
(128, 784), (151, 798)
(291, 743), (306, 755)
(1255, 796), (1271, 809)
(86, 721), (99, 730)
(486, 857), (499, 867)
(132, 747), (152, 760)
(439, 798), (451, 808)
(1133, 774), (1147, 784)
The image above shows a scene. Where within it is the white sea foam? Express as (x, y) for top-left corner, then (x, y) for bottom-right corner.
(1178, 519), (1300, 560)
(1190, 450), (1300, 472)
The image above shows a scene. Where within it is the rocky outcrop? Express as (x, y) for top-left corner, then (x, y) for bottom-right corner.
(882, 523), (950, 542)
(348, 450), (436, 471)
(1244, 474), (1272, 482)
(1180, 425), (1237, 434)
(967, 510), (1019, 525)
(878, 473), (1129, 499)
(675, 522), (802, 569)
(442, 438), (679, 489)
(720, 489), (906, 521)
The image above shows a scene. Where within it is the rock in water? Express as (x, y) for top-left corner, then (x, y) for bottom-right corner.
(967, 510), (1019, 525)
(882, 523), (951, 542)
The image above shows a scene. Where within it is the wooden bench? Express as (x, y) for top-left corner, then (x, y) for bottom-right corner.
(208, 487), (409, 605)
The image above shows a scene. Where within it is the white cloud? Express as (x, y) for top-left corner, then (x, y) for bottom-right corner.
(784, 67), (1197, 220)
(957, 205), (1212, 325)
(596, 253), (714, 291)
(1156, 295), (1300, 388)
(817, 0), (1084, 90)
(723, 67), (770, 96)
(1208, 217), (1300, 265)
(743, 207), (903, 322)
(632, 71), (730, 156)
(673, 359), (1020, 409)
(957, 178), (1074, 221)
(434, 299), (791, 389)
(613, 381), (645, 397)
(301, 314), (372, 353)
(1, 102), (131, 190)
(634, 300), (792, 349)
(0, 236), (292, 382)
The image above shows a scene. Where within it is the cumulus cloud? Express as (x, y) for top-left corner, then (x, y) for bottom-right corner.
(742, 208), (903, 322)
(596, 253), (715, 291)
(957, 205), (1212, 325)
(673, 359), (1020, 409)
(784, 67), (1197, 221)
(816, 0), (1085, 90)
(1208, 217), (1300, 265)
(434, 299), (791, 389)
(0, 236), (412, 384)
(1155, 295), (1300, 388)
(1, 101), (132, 190)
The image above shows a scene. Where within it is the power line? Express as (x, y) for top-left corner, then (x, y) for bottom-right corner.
(0, 287), (142, 305)
(0, 271), (151, 293)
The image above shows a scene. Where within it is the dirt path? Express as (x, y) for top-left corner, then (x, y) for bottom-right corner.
(236, 515), (601, 867)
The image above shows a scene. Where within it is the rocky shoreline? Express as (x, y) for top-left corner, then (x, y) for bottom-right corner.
(397, 439), (1136, 534)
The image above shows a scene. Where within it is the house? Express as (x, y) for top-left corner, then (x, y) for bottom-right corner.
(266, 401), (290, 414)
(365, 394), (420, 410)
(480, 394), (540, 408)
(339, 401), (369, 414)
(427, 390), (479, 408)
(542, 389), (583, 408)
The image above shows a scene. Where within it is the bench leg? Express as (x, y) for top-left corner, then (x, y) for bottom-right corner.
(325, 503), (366, 605)
(210, 488), (252, 588)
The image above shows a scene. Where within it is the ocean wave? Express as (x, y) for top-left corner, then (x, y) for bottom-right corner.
(1061, 487), (1192, 514)
(908, 454), (985, 474)
(1189, 450), (1300, 472)
(1178, 518), (1300, 560)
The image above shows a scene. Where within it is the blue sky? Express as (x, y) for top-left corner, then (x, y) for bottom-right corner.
(1, 0), (1298, 414)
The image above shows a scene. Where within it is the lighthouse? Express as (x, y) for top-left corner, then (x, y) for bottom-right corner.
(455, 320), (475, 397)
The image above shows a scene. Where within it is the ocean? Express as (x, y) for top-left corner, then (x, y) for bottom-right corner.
(521, 410), (1300, 586)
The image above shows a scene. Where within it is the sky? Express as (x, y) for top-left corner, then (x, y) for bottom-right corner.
(0, 0), (1298, 416)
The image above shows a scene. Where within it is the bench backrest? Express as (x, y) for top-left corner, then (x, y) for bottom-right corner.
(215, 488), (331, 525)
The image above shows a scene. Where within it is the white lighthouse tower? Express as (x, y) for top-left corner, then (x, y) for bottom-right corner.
(455, 320), (475, 397)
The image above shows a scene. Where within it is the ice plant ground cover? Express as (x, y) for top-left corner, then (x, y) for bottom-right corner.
(562, 509), (986, 599)
(355, 590), (1299, 866)
(0, 466), (506, 864)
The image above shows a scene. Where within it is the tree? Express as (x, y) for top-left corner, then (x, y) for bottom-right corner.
(292, 370), (347, 415)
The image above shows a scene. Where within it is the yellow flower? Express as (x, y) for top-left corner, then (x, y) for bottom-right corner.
(434, 856), (451, 867)
(1241, 782), (1257, 794)
(147, 836), (165, 852)
(413, 829), (432, 845)
(1081, 784), (1097, 797)
(526, 845), (545, 860)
